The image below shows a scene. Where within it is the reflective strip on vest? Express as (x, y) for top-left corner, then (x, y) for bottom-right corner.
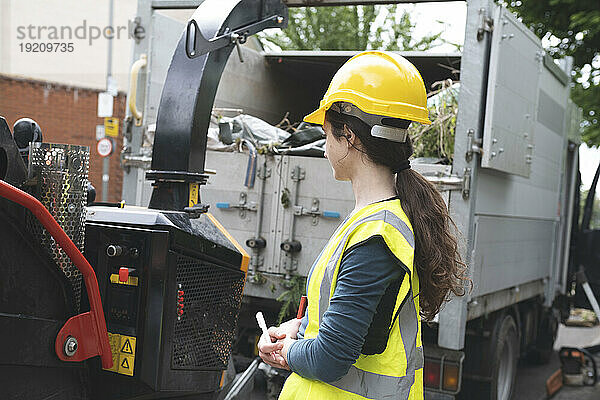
(310, 206), (422, 399)
(331, 347), (424, 400)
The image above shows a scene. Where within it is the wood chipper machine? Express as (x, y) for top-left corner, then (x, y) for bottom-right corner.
(0, 0), (288, 398)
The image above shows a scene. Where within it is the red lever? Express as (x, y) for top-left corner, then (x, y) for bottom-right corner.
(119, 267), (129, 283)
(0, 180), (112, 369)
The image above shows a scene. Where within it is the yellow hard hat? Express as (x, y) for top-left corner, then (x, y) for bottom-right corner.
(304, 51), (431, 126)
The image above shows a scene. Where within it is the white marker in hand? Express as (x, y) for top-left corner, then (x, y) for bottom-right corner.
(256, 311), (278, 358)
(256, 311), (269, 339)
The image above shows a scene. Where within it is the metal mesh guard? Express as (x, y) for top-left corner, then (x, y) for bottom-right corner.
(173, 252), (245, 370)
(27, 142), (89, 311)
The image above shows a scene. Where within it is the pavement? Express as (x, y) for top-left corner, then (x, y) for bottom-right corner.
(514, 324), (600, 400)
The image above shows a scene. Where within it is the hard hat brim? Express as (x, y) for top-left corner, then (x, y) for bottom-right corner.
(303, 102), (433, 126)
(303, 107), (326, 125)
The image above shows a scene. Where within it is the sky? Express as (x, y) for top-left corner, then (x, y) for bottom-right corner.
(388, 1), (467, 53)
(580, 143), (600, 190)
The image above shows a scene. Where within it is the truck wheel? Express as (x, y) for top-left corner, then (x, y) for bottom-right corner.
(490, 315), (519, 400)
(527, 308), (558, 365)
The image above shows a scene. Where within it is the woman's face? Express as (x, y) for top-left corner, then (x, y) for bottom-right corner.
(323, 120), (352, 181)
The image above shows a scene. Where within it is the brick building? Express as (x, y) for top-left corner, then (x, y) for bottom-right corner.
(0, 74), (125, 202)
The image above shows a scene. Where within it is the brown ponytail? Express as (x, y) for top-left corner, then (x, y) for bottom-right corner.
(395, 169), (468, 320)
(325, 107), (469, 321)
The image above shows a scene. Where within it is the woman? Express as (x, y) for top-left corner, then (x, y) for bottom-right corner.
(258, 51), (468, 400)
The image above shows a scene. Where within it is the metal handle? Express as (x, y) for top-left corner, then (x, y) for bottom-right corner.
(128, 54), (147, 127)
(293, 206), (340, 219)
(218, 202), (257, 211)
(216, 196), (257, 212)
(0, 179), (112, 369)
(185, 14), (285, 60)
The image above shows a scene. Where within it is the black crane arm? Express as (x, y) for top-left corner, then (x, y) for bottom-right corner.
(148, 0), (287, 211)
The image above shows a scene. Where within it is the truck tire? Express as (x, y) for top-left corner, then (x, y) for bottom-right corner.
(490, 314), (519, 400)
(527, 308), (558, 365)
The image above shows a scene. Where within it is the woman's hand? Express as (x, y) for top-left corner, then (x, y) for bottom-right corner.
(258, 330), (286, 369)
(257, 319), (301, 370)
(274, 318), (302, 340)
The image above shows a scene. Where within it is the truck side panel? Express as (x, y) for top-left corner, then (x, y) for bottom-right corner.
(467, 6), (571, 310)
(470, 216), (555, 297)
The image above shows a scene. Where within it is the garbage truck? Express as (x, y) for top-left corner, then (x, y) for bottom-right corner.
(0, 0), (581, 399)
(116, 0), (582, 398)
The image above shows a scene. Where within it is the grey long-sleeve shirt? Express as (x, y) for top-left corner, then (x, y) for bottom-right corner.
(287, 235), (407, 383)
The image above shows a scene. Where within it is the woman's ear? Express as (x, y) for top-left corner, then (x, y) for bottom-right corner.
(343, 125), (355, 145)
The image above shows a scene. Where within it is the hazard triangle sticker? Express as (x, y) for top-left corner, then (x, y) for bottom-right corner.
(121, 339), (133, 354)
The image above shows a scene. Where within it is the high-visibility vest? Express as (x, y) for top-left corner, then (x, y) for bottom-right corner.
(279, 199), (423, 400)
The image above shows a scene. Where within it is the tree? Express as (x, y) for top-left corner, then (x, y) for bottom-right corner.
(572, 79), (600, 146)
(506, 0), (600, 147)
(261, 5), (444, 52)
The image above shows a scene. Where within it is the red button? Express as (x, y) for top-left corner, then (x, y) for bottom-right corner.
(119, 267), (129, 283)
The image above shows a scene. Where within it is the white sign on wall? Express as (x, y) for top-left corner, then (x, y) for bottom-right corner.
(97, 92), (114, 118)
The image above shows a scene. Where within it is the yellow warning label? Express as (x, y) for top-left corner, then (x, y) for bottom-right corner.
(103, 332), (136, 376)
(189, 182), (199, 207)
(104, 117), (119, 138)
(110, 274), (139, 286)
(121, 338), (134, 354)
(119, 355), (135, 376)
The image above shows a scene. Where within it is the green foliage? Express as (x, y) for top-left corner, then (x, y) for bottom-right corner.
(409, 79), (458, 162)
(261, 5), (443, 51)
(276, 274), (306, 325)
(572, 77), (600, 146)
(280, 187), (291, 208)
(506, 0), (600, 146)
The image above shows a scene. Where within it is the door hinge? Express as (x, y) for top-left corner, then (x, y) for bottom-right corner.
(462, 168), (472, 199)
(477, 8), (494, 41)
(465, 129), (483, 162)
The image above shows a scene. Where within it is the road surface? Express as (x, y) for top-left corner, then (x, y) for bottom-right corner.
(514, 324), (600, 399)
